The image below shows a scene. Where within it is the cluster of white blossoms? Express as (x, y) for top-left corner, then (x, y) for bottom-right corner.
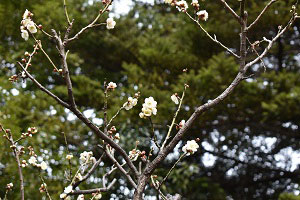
(123, 97), (138, 110)
(182, 140), (199, 156)
(20, 9), (38, 41)
(106, 18), (116, 29)
(28, 156), (48, 170)
(60, 185), (73, 199)
(80, 151), (96, 164)
(163, 0), (209, 21)
(139, 97), (157, 119)
(129, 149), (141, 161)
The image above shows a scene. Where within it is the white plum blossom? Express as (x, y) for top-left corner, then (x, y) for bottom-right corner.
(107, 82), (117, 90)
(28, 156), (37, 165)
(26, 21), (37, 33)
(94, 193), (102, 199)
(60, 193), (67, 199)
(21, 30), (29, 41)
(171, 94), (179, 104)
(23, 9), (30, 19)
(123, 97), (138, 110)
(75, 173), (83, 181)
(139, 97), (157, 118)
(80, 151), (93, 163)
(22, 19), (31, 27)
(197, 10), (209, 21)
(106, 18), (116, 29)
(66, 154), (73, 160)
(77, 194), (84, 200)
(40, 161), (48, 170)
(64, 185), (73, 194)
(182, 140), (199, 155)
(176, 0), (188, 12)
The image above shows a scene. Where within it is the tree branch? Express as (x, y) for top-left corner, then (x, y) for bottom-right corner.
(247, 0), (278, 31)
(219, 0), (242, 24)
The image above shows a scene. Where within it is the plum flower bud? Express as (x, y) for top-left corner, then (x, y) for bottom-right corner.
(107, 82), (117, 90)
(182, 140), (199, 156)
(171, 94), (179, 104)
(21, 160), (28, 168)
(93, 193), (102, 199)
(77, 194), (84, 200)
(191, 0), (199, 8)
(106, 18), (116, 29)
(197, 10), (209, 21)
(176, 120), (185, 130)
(21, 30), (29, 41)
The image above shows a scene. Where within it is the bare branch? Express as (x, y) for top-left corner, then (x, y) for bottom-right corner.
(17, 62), (70, 108)
(70, 179), (117, 195)
(104, 147), (138, 189)
(63, 0), (71, 25)
(247, 0), (278, 31)
(219, 0), (242, 24)
(73, 154), (105, 188)
(185, 12), (240, 58)
(67, 2), (112, 43)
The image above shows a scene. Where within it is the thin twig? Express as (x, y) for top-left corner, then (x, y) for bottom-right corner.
(67, 2), (112, 43)
(185, 12), (240, 58)
(63, 0), (71, 25)
(247, 0), (278, 31)
(39, 174), (53, 200)
(17, 62), (70, 108)
(159, 153), (186, 189)
(104, 147), (137, 189)
(219, 0), (242, 24)
(106, 106), (124, 128)
(160, 86), (186, 151)
(149, 117), (160, 149)
(70, 179), (116, 195)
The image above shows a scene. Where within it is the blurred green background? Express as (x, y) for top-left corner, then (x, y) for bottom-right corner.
(1, 0), (300, 199)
